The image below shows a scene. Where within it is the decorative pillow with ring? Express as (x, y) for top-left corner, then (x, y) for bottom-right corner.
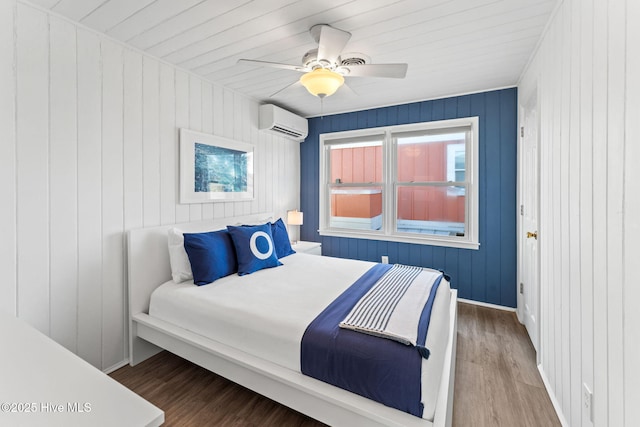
(227, 223), (283, 275)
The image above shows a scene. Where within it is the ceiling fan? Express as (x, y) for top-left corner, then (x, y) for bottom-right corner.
(237, 24), (408, 98)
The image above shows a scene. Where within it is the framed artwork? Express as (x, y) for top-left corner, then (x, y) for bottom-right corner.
(180, 128), (254, 203)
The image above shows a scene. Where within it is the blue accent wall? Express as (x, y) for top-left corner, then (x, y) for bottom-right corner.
(299, 88), (518, 308)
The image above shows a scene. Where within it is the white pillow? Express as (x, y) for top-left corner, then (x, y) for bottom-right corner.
(168, 228), (193, 283)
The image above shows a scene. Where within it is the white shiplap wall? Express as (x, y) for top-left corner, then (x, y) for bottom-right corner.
(519, 0), (639, 425)
(0, 0), (300, 371)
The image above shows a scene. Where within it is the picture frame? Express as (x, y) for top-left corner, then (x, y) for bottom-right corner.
(180, 128), (254, 204)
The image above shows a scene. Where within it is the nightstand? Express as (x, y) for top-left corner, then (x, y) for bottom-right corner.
(292, 241), (322, 256)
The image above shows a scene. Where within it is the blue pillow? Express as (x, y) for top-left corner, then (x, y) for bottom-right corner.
(271, 218), (296, 259)
(183, 230), (237, 285)
(227, 224), (282, 275)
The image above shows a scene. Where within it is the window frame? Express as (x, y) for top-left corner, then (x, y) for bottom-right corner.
(319, 117), (480, 250)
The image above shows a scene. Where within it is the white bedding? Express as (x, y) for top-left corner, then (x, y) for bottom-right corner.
(149, 252), (451, 420)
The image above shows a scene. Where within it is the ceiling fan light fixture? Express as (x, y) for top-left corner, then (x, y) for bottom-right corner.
(299, 68), (344, 98)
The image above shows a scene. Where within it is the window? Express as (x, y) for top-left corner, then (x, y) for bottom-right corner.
(446, 143), (466, 183)
(319, 117), (479, 249)
(327, 136), (384, 231)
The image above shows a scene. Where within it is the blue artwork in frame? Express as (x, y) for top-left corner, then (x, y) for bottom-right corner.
(180, 129), (254, 203)
(193, 143), (249, 193)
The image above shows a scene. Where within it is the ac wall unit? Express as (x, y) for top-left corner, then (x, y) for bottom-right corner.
(259, 104), (308, 141)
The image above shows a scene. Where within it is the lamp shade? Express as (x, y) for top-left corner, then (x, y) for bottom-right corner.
(299, 69), (344, 98)
(287, 210), (304, 226)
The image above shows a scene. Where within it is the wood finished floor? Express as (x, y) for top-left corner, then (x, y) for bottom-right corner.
(110, 302), (560, 426)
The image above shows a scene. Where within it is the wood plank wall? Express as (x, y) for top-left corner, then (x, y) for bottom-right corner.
(300, 88), (518, 308)
(0, 0), (300, 371)
(518, 0), (640, 425)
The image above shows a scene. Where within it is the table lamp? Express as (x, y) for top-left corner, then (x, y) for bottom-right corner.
(287, 210), (303, 244)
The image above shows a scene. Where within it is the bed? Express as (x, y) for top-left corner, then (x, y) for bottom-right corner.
(127, 212), (457, 427)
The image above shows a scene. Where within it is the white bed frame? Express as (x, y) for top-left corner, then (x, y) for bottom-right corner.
(127, 213), (457, 427)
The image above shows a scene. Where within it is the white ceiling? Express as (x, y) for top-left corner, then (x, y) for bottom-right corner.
(29, 0), (557, 117)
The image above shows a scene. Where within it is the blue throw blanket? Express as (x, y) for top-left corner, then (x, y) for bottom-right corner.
(300, 264), (444, 417)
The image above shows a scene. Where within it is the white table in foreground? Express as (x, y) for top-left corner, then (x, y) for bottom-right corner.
(292, 240), (322, 255)
(0, 310), (164, 427)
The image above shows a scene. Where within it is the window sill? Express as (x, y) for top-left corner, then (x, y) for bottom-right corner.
(318, 228), (480, 250)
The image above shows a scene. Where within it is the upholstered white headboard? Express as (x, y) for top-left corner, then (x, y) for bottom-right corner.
(126, 212), (273, 364)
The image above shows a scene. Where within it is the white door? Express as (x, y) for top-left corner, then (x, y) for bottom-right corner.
(519, 92), (540, 356)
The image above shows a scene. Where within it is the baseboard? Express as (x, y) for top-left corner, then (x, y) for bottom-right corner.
(103, 359), (129, 375)
(457, 297), (516, 312)
(537, 364), (569, 427)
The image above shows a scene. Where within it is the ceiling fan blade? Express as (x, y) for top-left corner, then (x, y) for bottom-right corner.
(314, 24), (351, 65)
(339, 81), (358, 97)
(269, 80), (302, 98)
(342, 63), (408, 78)
(237, 59), (306, 73)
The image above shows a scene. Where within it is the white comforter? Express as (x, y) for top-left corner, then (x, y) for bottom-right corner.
(149, 253), (451, 420)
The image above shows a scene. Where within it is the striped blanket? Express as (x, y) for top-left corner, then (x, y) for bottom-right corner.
(339, 264), (443, 358)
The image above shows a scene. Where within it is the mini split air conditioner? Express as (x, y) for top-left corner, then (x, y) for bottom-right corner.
(259, 104), (308, 141)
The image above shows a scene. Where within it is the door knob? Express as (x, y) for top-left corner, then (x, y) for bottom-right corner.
(526, 231), (538, 240)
